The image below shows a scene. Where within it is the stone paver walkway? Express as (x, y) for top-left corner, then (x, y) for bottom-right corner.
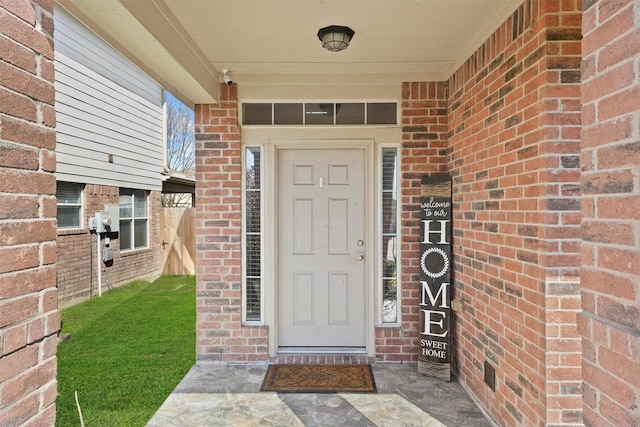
(147, 364), (495, 426)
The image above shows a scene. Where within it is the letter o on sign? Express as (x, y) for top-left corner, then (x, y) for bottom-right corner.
(420, 247), (449, 279)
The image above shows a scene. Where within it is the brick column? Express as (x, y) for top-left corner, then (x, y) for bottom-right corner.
(580, 1), (640, 425)
(194, 84), (268, 363)
(0, 1), (59, 425)
(540, 2), (583, 424)
(375, 82), (448, 363)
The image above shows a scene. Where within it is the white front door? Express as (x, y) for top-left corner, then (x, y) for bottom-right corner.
(278, 148), (366, 348)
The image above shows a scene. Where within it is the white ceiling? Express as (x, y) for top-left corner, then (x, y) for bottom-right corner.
(57, 0), (523, 105)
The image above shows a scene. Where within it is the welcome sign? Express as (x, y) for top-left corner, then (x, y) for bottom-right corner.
(418, 174), (452, 381)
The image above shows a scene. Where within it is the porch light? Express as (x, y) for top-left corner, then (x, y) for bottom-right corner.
(317, 25), (355, 52)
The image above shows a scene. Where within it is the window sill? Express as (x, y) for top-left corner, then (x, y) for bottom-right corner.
(378, 323), (402, 328)
(120, 247), (152, 257)
(57, 228), (88, 236)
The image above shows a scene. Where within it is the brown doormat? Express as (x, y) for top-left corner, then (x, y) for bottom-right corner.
(261, 364), (377, 393)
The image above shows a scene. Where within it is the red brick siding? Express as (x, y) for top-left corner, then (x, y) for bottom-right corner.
(195, 84), (268, 363)
(0, 1), (58, 425)
(56, 185), (162, 307)
(374, 82), (448, 363)
(580, 0), (640, 425)
(447, 1), (582, 425)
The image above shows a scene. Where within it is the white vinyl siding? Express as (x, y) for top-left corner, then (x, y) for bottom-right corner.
(54, 7), (164, 191)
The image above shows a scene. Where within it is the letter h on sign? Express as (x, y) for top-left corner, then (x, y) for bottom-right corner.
(421, 220), (450, 244)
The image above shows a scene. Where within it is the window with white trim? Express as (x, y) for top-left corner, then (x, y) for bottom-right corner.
(381, 147), (399, 323)
(244, 147), (262, 322)
(242, 102), (397, 125)
(56, 182), (83, 229)
(119, 189), (149, 251)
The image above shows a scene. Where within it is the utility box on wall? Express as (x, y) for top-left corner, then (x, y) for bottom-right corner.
(96, 204), (120, 233)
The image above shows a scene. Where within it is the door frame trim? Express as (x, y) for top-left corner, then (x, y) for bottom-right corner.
(267, 139), (376, 357)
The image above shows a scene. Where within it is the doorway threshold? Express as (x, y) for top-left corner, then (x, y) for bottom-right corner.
(278, 347), (366, 355)
(273, 348), (373, 364)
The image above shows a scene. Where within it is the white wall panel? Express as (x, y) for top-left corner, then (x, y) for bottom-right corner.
(54, 7), (164, 191)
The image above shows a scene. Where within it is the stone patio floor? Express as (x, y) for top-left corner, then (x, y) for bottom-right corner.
(146, 364), (495, 426)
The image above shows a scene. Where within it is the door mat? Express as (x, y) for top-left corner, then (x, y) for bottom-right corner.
(261, 364), (377, 393)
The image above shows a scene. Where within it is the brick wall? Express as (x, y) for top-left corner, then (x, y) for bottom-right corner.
(195, 84), (268, 363)
(446, 1), (582, 425)
(579, 0), (640, 425)
(374, 82), (448, 363)
(0, 1), (59, 425)
(57, 185), (162, 308)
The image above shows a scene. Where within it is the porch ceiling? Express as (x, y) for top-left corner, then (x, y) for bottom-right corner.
(56, 0), (523, 106)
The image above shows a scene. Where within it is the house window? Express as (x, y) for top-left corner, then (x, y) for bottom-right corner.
(119, 189), (148, 251)
(381, 147), (399, 323)
(242, 102), (397, 125)
(244, 147), (262, 322)
(56, 182), (83, 229)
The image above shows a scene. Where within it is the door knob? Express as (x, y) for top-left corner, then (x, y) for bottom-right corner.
(356, 252), (364, 261)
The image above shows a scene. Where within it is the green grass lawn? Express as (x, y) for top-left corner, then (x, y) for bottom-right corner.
(56, 275), (196, 427)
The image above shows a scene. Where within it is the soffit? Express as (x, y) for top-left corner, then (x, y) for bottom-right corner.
(56, 0), (523, 105)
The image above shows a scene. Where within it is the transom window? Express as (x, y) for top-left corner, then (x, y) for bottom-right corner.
(119, 189), (148, 251)
(242, 102), (397, 125)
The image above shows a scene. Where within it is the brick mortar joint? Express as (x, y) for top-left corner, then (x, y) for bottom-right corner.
(578, 311), (640, 336)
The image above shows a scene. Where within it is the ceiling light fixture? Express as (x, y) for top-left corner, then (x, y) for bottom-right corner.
(317, 25), (355, 52)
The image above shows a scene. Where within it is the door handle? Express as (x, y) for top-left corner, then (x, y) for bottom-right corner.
(356, 252), (364, 261)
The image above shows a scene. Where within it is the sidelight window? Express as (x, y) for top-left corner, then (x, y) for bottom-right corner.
(244, 147), (262, 322)
(381, 147), (399, 323)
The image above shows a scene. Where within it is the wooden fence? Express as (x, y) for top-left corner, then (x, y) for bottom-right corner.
(160, 207), (195, 275)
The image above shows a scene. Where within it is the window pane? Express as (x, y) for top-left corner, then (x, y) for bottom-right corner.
(382, 279), (398, 323)
(246, 234), (261, 277)
(383, 236), (397, 272)
(120, 220), (132, 250)
(305, 103), (334, 125)
(382, 196), (397, 235)
(368, 103), (397, 124)
(382, 148), (397, 191)
(246, 148), (261, 188)
(56, 182), (81, 204)
(246, 147), (261, 234)
(134, 219), (147, 248)
(336, 103), (365, 124)
(246, 192), (261, 233)
(134, 191), (147, 217)
(245, 278), (261, 321)
(57, 206), (80, 228)
(274, 103), (303, 125)
(243, 103), (272, 125)
(120, 194), (132, 218)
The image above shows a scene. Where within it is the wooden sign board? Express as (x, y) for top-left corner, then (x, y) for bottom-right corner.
(418, 174), (452, 381)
